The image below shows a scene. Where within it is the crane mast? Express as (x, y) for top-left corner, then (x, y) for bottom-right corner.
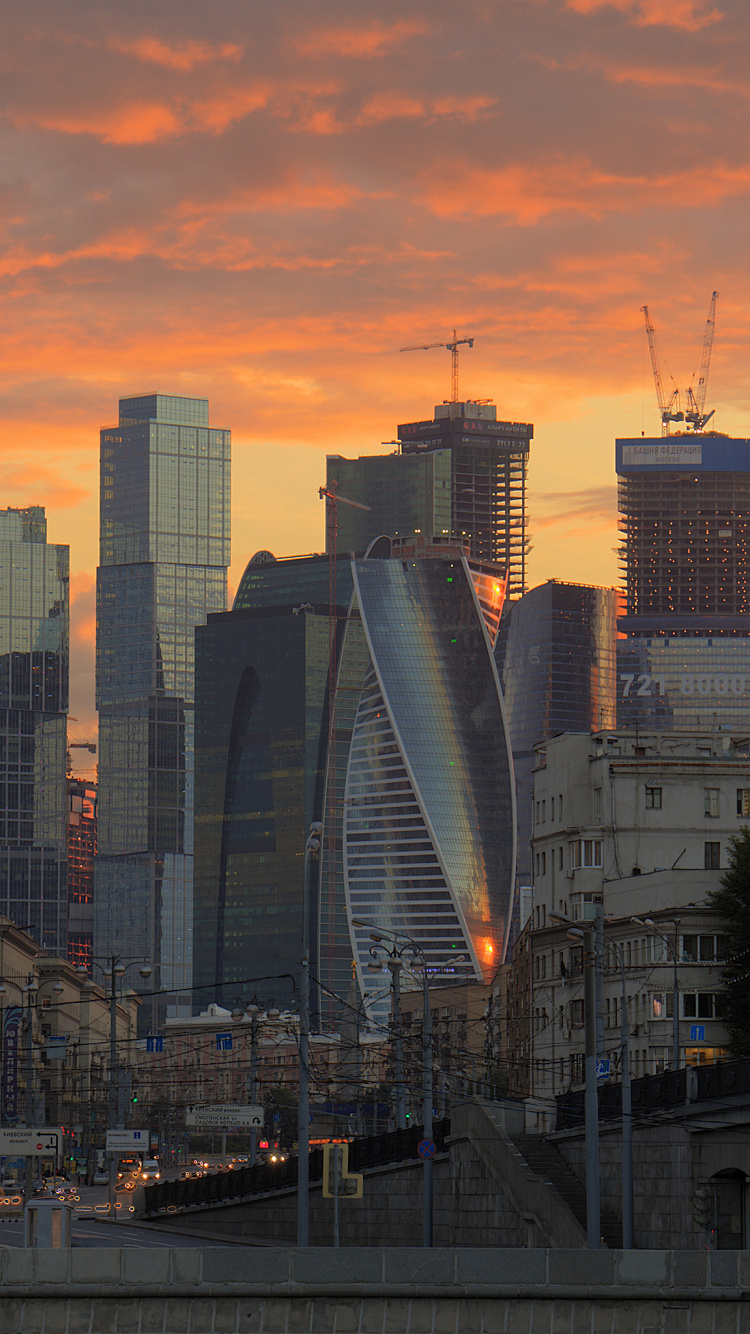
(685, 290), (718, 431)
(400, 329), (474, 403)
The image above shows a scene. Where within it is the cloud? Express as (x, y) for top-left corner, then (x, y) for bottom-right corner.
(294, 19), (430, 59)
(107, 36), (243, 71)
(564, 0), (724, 30)
(533, 487), (618, 531)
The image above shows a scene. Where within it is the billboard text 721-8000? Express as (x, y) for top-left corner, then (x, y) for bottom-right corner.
(620, 673), (748, 698)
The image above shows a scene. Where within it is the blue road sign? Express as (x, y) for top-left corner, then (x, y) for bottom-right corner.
(596, 1058), (610, 1080)
(690, 1025), (706, 1041)
(417, 1138), (436, 1160)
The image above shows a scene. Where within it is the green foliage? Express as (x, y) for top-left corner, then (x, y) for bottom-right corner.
(706, 827), (750, 1055)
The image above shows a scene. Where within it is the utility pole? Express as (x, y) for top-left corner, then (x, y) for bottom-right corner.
(298, 822), (322, 1247)
(583, 925), (601, 1247)
(390, 958), (406, 1131)
(422, 966), (433, 1248)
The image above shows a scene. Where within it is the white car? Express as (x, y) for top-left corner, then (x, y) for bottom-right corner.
(140, 1160), (160, 1181)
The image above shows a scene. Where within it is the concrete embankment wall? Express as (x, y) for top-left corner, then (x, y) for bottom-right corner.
(2, 1245), (750, 1333)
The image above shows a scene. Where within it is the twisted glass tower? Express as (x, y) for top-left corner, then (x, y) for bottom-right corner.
(319, 540), (515, 1022)
(94, 395), (230, 1025)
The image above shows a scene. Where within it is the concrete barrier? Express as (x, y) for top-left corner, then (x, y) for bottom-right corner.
(1, 1245), (749, 1332)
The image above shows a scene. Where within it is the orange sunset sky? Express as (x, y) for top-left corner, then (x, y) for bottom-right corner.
(2, 0), (750, 759)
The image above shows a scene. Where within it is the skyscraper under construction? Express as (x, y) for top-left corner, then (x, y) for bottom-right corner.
(328, 401), (532, 600)
(616, 434), (750, 731)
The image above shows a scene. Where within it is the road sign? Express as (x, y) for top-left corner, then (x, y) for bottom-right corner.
(105, 1129), (149, 1151)
(690, 1025), (706, 1041)
(185, 1104), (264, 1129)
(417, 1138), (436, 1160)
(322, 1143), (363, 1198)
(596, 1058), (611, 1080)
(0, 1128), (61, 1155)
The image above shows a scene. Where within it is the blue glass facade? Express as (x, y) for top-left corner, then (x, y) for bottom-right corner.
(95, 395), (230, 1025)
(0, 507), (69, 951)
(617, 434), (750, 729)
(320, 549), (516, 1021)
(192, 553), (353, 1012)
(495, 580), (617, 905)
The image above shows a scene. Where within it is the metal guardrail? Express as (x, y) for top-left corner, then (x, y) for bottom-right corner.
(142, 1119), (451, 1216)
(556, 1057), (750, 1129)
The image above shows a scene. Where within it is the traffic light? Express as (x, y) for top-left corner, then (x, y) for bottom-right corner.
(132, 1092), (138, 1104)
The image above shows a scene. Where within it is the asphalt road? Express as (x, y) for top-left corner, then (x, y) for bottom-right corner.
(0, 1184), (241, 1247)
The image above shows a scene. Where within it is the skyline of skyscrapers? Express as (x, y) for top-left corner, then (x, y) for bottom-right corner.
(94, 393), (230, 1026)
(616, 434), (750, 730)
(0, 506), (69, 953)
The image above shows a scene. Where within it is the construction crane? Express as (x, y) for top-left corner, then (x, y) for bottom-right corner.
(400, 329), (474, 403)
(67, 740), (97, 777)
(318, 480), (370, 1027)
(685, 290), (718, 432)
(641, 305), (683, 436)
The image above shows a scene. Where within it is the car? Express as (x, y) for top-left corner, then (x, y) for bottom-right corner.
(140, 1160), (160, 1181)
(92, 1171), (109, 1185)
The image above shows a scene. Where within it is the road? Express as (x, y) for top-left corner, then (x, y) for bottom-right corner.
(0, 1184), (241, 1247)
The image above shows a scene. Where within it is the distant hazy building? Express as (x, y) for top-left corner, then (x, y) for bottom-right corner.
(192, 552), (352, 1014)
(67, 776), (96, 970)
(94, 394), (230, 1026)
(321, 536), (516, 1024)
(328, 400), (532, 599)
(0, 506), (68, 952)
(495, 580), (617, 941)
(617, 434), (750, 729)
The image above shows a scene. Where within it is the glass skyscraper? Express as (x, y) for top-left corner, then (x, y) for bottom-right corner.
(0, 507), (69, 952)
(94, 394), (230, 1024)
(616, 435), (750, 729)
(320, 538), (516, 1024)
(192, 552), (352, 1012)
(495, 579), (617, 937)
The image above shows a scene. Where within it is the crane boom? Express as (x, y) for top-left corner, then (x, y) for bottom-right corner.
(641, 304), (682, 436)
(684, 290), (718, 432)
(400, 328), (474, 402)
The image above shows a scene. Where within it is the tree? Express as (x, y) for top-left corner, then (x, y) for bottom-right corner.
(706, 827), (750, 1056)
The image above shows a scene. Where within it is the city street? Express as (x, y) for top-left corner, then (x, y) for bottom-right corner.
(0, 1184), (241, 1247)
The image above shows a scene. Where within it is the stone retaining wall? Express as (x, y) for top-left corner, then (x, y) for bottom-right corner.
(1, 1246), (750, 1333)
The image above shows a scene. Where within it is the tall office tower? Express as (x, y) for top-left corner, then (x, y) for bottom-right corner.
(67, 777), (96, 969)
(328, 401), (533, 599)
(616, 435), (750, 730)
(95, 395), (230, 1026)
(0, 507), (69, 952)
(494, 580), (617, 941)
(320, 536), (516, 1023)
(192, 552), (353, 1013)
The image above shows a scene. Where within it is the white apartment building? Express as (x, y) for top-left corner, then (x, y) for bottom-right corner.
(521, 730), (750, 1103)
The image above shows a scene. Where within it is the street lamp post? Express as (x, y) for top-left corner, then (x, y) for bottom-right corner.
(91, 955), (151, 1214)
(633, 917), (680, 1071)
(298, 820), (322, 1248)
(550, 911), (600, 1249)
(353, 918), (466, 1248)
(232, 996), (281, 1167)
(606, 938), (633, 1249)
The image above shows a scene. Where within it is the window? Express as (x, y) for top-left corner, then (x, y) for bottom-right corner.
(737, 789), (750, 817)
(705, 841), (721, 870)
(570, 1053), (584, 1083)
(681, 934), (729, 963)
(559, 794), (563, 821)
(682, 993), (721, 1020)
(551, 796), (555, 821)
(541, 850), (546, 876)
(571, 999), (584, 1027)
(559, 846), (564, 871)
(704, 788), (720, 818)
(569, 838), (603, 868)
(594, 787), (602, 822)
(651, 991), (674, 1019)
(542, 800), (546, 823)
(645, 786), (662, 810)
(569, 945), (583, 975)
